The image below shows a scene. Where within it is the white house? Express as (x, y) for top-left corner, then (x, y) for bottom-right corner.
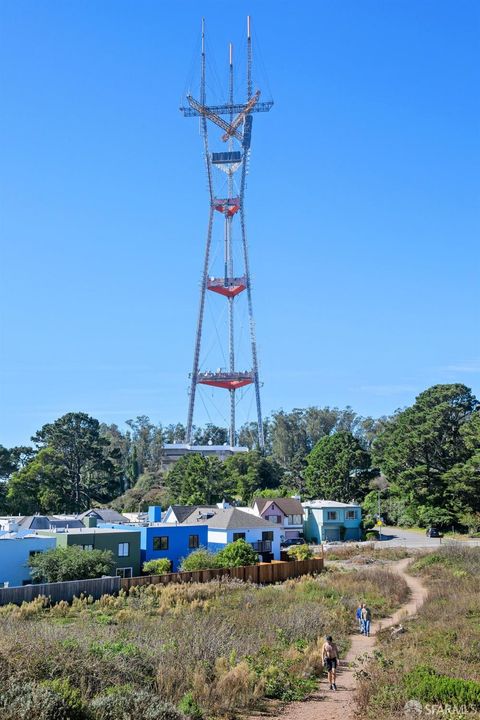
(181, 507), (282, 561)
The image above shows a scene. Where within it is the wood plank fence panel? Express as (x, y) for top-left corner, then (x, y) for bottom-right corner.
(0, 576), (120, 607)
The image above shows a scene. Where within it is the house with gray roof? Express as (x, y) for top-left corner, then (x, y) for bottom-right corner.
(182, 507), (282, 561)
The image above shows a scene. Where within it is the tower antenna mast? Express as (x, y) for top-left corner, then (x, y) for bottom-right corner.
(181, 16), (273, 450)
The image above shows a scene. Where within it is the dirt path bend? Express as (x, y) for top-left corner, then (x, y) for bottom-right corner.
(256, 558), (428, 720)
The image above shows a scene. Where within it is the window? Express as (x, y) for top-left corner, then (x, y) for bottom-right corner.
(116, 568), (132, 579)
(29, 550), (42, 558)
(118, 542), (130, 557)
(288, 514), (303, 525)
(189, 534), (200, 549)
(81, 544), (93, 551)
(262, 531), (274, 541)
(266, 515), (280, 523)
(153, 536), (169, 551)
(233, 532), (246, 541)
(346, 510), (356, 520)
(327, 511), (337, 521)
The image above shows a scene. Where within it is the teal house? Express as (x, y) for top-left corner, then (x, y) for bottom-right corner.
(303, 501), (362, 543)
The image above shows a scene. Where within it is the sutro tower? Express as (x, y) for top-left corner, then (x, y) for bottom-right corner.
(181, 16), (272, 450)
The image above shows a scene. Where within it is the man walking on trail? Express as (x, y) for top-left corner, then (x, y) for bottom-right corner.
(361, 603), (371, 636)
(322, 635), (339, 691)
(356, 603), (363, 632)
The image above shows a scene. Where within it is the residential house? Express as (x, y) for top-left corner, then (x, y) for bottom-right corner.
(100, 524), (208, 573)
(252, 498), (304, 541)
(303, 501), (362, 543)
(0, 533), (56, 587)
(39, 523), (142, 578)
(77, 508), (130, 524)
(182, 507), (282, 561)
(99, 506), (208, 572)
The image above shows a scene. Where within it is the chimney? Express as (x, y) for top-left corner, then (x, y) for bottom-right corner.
(85, 517), (97, 528)
(148, 506), (162, 524)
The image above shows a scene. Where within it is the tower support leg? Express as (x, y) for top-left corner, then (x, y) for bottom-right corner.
(240, 205), (265, 451)
(186, 206), (214, 444)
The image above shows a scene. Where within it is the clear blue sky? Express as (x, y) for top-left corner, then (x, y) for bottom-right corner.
(1, 0), (479, 448)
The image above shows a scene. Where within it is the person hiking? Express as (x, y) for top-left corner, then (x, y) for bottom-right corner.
(321, 635), (339, 691)
(361, 603), (371, 636)
(356, 603), (363, 632)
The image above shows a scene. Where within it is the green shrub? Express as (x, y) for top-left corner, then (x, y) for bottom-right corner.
(89, 640), (139, 658)
(29, 545), (115, 582)
(216, 539), (259, 568)
(178, 691), (204, 719)
(287, 544), (313, 561)
(143, 558), (172, 575)
(0, 681), (86, 720)
(404, 665), (480, 707)
(90, 689), (186, 720)
(40, 679), (86, 719)
(365, 531), (379, 541)
(246, 646), (317, 701)
(179, 547), (220, 571)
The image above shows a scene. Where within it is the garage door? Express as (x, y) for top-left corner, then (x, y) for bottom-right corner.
(324, 528), (340, 541)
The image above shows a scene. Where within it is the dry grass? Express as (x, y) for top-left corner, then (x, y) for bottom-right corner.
(355, 546), (480, 719)
(325, 544), (412, 563)
(0, 568), (408, 718)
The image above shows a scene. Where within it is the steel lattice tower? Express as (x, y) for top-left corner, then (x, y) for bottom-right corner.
(181, 16), (272, 450)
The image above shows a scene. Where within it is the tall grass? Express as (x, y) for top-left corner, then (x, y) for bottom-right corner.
(0, 568), (408, 718)
(355, 546), (480, 719)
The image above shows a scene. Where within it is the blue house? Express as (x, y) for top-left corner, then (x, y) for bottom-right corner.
(100, 507), (208, 572)
(0, 533), (56, 587)
(303, 501), (362, 543)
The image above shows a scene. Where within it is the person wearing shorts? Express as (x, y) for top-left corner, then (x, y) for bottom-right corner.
(321, 635), (339, 691)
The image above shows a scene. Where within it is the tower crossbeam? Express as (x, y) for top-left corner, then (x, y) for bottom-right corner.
(180, 100), (273, 117)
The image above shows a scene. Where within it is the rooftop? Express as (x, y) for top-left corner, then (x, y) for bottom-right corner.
(183, 507), (281, 530)
(39, 527), (139, 535)
(302, 500), (361, 509)
(253, 497), (304, 516)
(163, 444), (248, 453)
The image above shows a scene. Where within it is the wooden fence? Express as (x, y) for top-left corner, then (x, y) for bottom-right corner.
(120, 557), (324, 591)
(0, 558), (323, 607)
(0, 575), (120, 607)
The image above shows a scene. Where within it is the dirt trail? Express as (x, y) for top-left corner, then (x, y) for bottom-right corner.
(257, 557), (428, 720)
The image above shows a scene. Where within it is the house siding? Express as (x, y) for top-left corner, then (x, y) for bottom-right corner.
(0, 536), (56, 587)
(303, 505), (362, 543)
(99, 523), (208, 572)
(42, 530), (142, 577)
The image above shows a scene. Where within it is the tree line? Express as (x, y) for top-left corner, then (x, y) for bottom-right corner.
(1, 383), (479, 531)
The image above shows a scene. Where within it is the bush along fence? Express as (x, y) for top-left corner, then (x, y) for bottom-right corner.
(0, 557), (324, 607)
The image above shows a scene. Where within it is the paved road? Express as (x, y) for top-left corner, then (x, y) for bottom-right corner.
(374, 526), (480, 548)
